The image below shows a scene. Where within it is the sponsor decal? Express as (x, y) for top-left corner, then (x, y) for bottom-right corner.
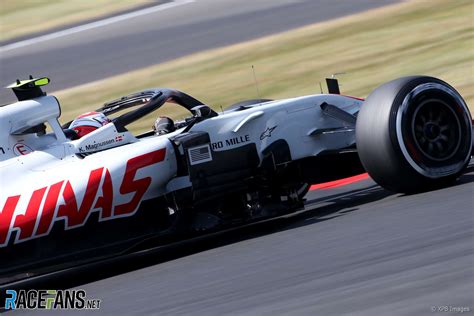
(260, 126), (277, 140)
(0, 148), (166, 247)
(4, 289), (101, 310)
(211, 134), (250, 150)
(0, 147), (5, 155)
(13, 142), (33, 156)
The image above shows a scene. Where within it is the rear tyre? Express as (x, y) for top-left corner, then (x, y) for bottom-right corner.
(356, 76), (472, 193)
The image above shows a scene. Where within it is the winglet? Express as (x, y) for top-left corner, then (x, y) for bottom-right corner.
(6, 77), (50, 89)
(6, 76), (50, 101)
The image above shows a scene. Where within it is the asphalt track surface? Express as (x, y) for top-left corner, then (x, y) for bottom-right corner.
(0, 0), (398, 104)
(10, 162), (474, 315)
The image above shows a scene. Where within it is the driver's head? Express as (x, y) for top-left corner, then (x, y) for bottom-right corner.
(69, 111), (111, 138)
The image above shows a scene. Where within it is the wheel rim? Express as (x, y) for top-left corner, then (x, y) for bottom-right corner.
(411, 99), (461, 161)
(396, 82), (472, 178)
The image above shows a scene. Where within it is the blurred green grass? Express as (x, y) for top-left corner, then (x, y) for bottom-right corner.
(54, 0), (473, 132)
(0, 0), (151, 42)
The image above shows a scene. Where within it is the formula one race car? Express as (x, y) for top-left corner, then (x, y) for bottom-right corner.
(0, 75), (472, 281)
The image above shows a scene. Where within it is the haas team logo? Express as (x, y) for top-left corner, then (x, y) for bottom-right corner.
(0, 148), (166, 247)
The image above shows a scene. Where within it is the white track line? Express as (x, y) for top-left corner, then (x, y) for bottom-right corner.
(0, 0), (195, 53)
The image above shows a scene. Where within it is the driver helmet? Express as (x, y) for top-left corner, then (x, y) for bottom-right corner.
(69, 111), (111, 138)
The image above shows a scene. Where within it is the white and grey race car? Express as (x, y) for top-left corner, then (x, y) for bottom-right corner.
(0, 75), (472, 281)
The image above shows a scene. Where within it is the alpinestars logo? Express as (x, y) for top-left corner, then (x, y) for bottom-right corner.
(260, 126), (277, 140)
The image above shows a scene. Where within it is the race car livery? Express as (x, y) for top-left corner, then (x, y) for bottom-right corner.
(0, 76), (472, 282)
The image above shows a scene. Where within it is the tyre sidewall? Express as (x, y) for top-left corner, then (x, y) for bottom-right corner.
(356, 76), (472, 193)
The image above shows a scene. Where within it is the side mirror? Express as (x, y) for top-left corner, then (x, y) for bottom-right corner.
(191, 105), (217, 119)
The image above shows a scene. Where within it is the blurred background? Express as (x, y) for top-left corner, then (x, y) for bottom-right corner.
(0, 0), (472, 132)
